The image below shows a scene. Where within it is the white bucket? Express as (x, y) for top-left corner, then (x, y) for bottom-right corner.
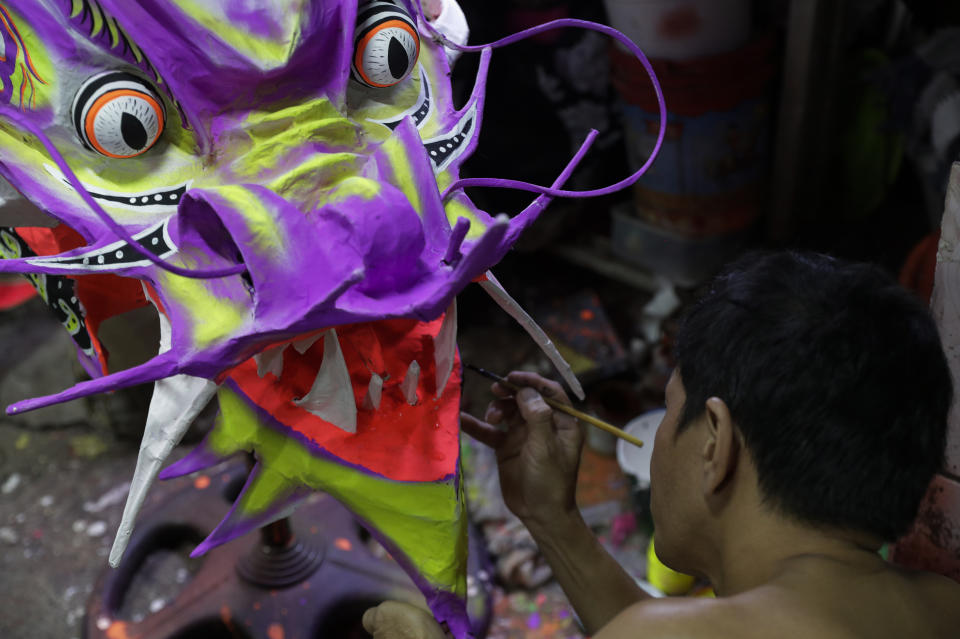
(616, 408), (667, 489)
(603, 0), (751, 60)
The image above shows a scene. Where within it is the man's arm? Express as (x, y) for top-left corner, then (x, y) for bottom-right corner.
(524, 507), (649, 633)
(460, 372), (648, 634)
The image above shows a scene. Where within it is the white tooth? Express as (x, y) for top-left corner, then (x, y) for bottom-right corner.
(293, 329), (357, 433)
(362, 373), (383, 410)
(479, 270), (585, 400)
(255, 343), (287, 378)
(402, 360), (420, 406)
(109, 375), (217, 567)
(435, 301), (457, 397)
(142, 281), (173, 354)
(293, 333), (322, 355)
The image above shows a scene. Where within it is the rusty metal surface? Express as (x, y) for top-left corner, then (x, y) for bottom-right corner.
(932, 162), (960, 476)
(891, 473), (960, 583)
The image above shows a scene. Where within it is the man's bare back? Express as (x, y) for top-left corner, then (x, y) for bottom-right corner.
(604, 556), (960, 639)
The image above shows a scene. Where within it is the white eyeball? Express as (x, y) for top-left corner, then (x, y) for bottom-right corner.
(352, 1), (420, 88)
(72, 71), (165, 158)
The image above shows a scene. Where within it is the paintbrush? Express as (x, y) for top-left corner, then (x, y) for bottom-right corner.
(465, 364), (644, 448)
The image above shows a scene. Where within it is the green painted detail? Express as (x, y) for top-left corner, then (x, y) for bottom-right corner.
(90, 2), (104, 37)
(234, 100), (362, 187)
(267, 153), (362, 206)
(325, 176), (382, 205)
(435, 164), (487, 239)
(157, 271), (248, 348)
(381, 133), (423, 215)
(215, 186), (285, 255)
(70, 0), (83, 18)
(170, 0), (304, 66)
(6, 5), (54, 109)
(105, 14), (120, 48)
(210, 387), (467, 596)
(443, 196), (487, 240)
(348, 68), (422, 124)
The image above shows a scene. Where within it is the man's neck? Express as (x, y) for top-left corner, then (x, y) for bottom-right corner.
(705, 512), (885, 596)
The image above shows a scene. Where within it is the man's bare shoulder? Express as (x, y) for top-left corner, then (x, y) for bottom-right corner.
(594, 568), (960, 639)
(592, 595), (758, 639)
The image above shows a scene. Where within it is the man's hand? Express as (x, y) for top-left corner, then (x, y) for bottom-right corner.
(362, 601), (448, 639)
(461, 371), (585, 528)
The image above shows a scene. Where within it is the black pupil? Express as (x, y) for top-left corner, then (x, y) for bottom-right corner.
(121, 112), (148, 151)
(388, 36), (409, 79)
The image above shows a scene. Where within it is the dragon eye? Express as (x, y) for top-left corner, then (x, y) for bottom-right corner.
(352, 1), (420, 88)
(72, 71), (165, 158)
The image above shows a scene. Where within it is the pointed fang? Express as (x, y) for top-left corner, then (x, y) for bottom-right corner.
(363, 373), (384, 410)
(293, 329), (357, 433)
(402, 360), (420, 406)
(435, 302), (457, 397)
(293, 333), (322, 355)
(255, 343), (287, 378)
(109, 376), (217, 567)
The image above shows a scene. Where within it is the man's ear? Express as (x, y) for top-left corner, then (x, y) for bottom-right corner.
(701, 397), (739, 495)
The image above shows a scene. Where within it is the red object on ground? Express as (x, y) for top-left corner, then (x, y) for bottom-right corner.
(0, 279), (36, 309)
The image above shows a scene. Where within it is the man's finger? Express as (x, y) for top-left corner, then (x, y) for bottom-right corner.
(507, 371), (572, 407)
(460, 412), (506, 448)
(362, 605), (378, 634)
(491, 380), (515, 399)
(514, 387), (554, 439)
(485, 398), (518, 425)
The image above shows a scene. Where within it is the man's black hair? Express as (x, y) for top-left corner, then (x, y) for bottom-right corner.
(675, 251), (952, 541)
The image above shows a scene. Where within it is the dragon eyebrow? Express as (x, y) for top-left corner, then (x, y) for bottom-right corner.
(63, 0), (187, 123)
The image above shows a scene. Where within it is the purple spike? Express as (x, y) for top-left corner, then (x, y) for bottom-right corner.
(158, 441), (233, 480)
(190, 462), (310, 557)
(6, 352), (178, 415)
(443, 217), (470, 265)
(504, 128), (599, 246)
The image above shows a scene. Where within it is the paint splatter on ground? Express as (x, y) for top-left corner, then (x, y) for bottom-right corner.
(489, 585), (582, 639)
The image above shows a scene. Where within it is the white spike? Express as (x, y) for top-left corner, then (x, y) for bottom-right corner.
(479, 270), (585, 400)
(112, 287), (220, 566)
(255, 343), (287, 378)
(293, 333), (322, 355)
(435, 301), (457, 397)
(293, 329), (357, 433)
(402, 360), (420, 406)
(109, 375), (217, 566)
(362, 373), (383, 410)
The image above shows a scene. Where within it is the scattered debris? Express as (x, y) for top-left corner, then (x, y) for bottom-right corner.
(149, 599), (166, 613)
(86, 521), (108, 537)
(0, 526), (19, 545)
(2, 472), (21, 494)
(83, 482), (131, 513)
(69, 433), (109, 459)
(72, 520), (87, 534)
(39, 495), (55, 508)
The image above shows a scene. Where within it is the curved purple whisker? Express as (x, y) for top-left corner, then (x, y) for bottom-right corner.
(0, 105), (246, 280)
(411, 3), (667, 202)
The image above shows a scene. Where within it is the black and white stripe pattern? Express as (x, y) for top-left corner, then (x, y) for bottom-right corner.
(422, 102), (477, 173)
(24, 219), (176, 272)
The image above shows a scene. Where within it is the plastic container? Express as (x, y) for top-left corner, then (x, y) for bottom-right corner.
(611, 207), (746, 287)
(609, 27), (776, 285)
(616, 408), (666, 489)
(603, 0), (751, 61)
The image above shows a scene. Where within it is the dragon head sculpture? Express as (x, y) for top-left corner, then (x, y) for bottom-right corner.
(0, 1), (663, 635)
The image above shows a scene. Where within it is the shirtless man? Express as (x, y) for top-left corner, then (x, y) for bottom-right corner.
(363, 251), (960, 638)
